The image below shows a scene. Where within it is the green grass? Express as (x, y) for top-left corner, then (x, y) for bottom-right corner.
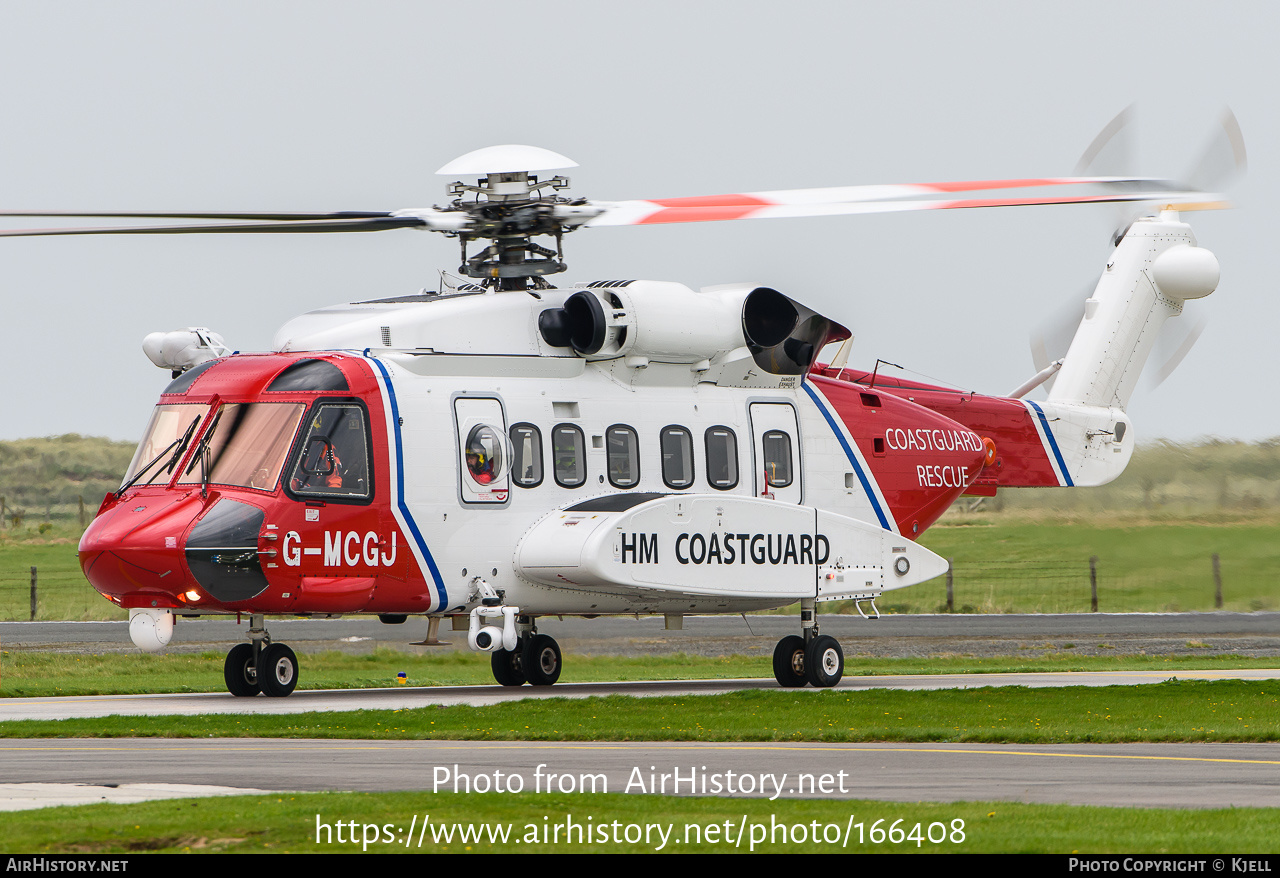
(1, 646), (1275, 698)
(2, 680), (1277, 743)
(1, 791), (1276, 853)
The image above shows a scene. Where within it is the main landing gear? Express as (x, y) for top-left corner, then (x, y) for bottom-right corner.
(223, 615), (299, 697)
(490, 618), (562, 687)
(772, 599), (844, 688)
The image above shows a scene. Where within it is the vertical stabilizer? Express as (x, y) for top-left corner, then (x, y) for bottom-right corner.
(1049, 212), (1219, 409)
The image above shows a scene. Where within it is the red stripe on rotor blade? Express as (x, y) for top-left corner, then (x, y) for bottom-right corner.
(648, 194), (773, 208)
(638, 205), (766, 224)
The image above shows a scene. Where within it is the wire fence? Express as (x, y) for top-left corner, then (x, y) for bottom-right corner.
(881, 555), (1276, 615)
(0, 568), (120, 621)
(2, 554), (1276, 621)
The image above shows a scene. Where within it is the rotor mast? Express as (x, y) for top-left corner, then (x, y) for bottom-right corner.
(436, 145), (580, 291)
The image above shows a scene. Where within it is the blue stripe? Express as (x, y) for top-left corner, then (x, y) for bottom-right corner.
(1027, 400), (1074, 487)
(802, 382), (892, 530)
(367, 357), (448, 609)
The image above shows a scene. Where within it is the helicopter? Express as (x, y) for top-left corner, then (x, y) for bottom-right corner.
(1, 138), (1230, 696)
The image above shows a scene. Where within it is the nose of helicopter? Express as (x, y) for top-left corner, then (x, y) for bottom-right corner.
(78, 492), (206, 606)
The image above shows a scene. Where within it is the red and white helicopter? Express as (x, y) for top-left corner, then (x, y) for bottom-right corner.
(2, 132), (1234, 695)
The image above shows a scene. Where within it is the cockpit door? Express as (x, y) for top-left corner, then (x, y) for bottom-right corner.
(749, 402), (803, 504)
(454, 396), (510, 506)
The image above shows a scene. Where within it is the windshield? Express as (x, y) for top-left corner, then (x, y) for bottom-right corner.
(179, 402), (306, 491)
(121, 404), (207, 489)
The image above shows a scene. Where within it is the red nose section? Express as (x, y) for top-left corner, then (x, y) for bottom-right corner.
(79, 491), (205, 608)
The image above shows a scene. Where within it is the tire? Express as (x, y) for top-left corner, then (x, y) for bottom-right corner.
(224, 643), (259, 697)
(772, 635), (808, 687)
(258, 643), (299, 697)
(522, 634), (561, 686)
(491, 646), (527, 686)
(804, 635), (843, 688)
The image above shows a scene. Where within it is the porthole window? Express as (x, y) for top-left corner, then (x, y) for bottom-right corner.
(552, 424), (586, 488)
(464, 424), (507, 486)
(762, 429), (793, 489)
(660, 425), (695, 489)
(509, 423), (543, 488)
(704, 426), (738, 490)
(606, 425), (640, 488)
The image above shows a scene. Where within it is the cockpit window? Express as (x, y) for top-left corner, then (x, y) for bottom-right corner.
(178, 402), (306, 491)
(162, 361), (218, 395)
(121, 404), (207, 489)
(266, 359), (350, 393)
(286, 404), (372, 500)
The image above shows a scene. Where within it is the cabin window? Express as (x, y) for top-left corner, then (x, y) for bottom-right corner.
(552, 423), (586, 488)
(509, 423), (543, 488)
(762, 429), (793, 488)
(178, 402), (307, 492)
(606, 425), (640, 488)
(285, 403), (372, 500)
(704, 426), (739, 490)
(661, 425), (695, 489)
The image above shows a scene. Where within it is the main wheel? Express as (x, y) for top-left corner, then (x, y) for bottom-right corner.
(804, 635), (843, 687)
(224, 643), (259, 697)
(522, 634), (561, 686)
(491, 645), (527, 686)
(772, 635), (808, 687)
(258, 643), (299, 697)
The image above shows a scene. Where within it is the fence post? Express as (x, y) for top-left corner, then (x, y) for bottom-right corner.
(1213, 553), (1223, 609)
(946, 559), (954, 612)
(79, 495), (86, 529)
(29, 566), (37, 621)
(1089, 556), (1098, 612)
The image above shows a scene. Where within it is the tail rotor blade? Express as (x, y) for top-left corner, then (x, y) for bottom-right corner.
(1185, 109), (1248, 193)
(1150, 313), (1209, 388)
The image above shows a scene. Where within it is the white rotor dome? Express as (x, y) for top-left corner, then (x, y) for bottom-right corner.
(436, 144), (577, 176)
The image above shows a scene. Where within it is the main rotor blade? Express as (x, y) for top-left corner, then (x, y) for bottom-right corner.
(0, 215), (429, 238)
(612, 174), (1174, 214)
(0, 210), (396, 220)
(583, 187), (1226, 227)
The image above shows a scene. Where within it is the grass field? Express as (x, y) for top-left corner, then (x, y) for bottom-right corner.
(1, 790), (1275, 853)
(1, 679), (1277, 743)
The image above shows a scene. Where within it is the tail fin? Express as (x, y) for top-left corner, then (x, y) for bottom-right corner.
(1025, 211), (1219, 485)
(1049, 212), (1219, 408)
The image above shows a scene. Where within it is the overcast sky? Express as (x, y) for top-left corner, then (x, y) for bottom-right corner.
(0, 1), (1274, 443)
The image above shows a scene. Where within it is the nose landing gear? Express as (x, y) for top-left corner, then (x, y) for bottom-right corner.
(223, 615), (299, 697)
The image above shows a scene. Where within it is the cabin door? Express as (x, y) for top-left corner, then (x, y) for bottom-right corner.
(453, 396), (510, 506)
(748, 402), (803, 504)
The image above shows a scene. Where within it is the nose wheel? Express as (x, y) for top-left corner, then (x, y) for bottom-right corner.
(223, 616), (300, 697)
(224, 643), (260, 696)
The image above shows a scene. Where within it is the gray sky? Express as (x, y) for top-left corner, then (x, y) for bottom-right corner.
(0, 1), (1274, 443)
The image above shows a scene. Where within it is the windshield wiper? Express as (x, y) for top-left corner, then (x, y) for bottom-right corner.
(184, 407), (226, 497)
(117, 418), (200, 497)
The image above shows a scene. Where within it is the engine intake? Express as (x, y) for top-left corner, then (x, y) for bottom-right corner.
(538, 282), (848, 373)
